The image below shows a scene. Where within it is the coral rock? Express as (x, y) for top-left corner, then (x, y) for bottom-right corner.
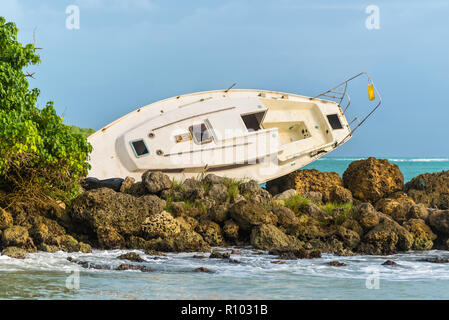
(343, 157), (404, 203)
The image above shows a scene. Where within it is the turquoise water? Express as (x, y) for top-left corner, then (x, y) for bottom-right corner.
(0, 157), (448, 300)
(304, 157), (449, 182)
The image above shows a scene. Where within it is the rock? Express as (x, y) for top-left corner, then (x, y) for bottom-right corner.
(232, 194), (245, 203)
(329, 186), (353, 204)
(223, 220), (239, 241)
(144, 229), (209, 253)
(118, 252), (144, 262)
(56, 200), (66, 210)
(81, 177), (124, 192)
(272, 206), (299, 231)
(375, 195), (415, 224)
(1, 226), (36, 252)
(343, 157), (404, 203)
(271, 260), (286, 264)
(142, 171), (172, 194)
(195, 220), (224, 246)
(115, 264), (153, 272)
(419, 257), (449, 263)
(353, 203), (379, 229)
(336, 226), (361, 249)
(0, 208), (13, 230)
(327, 261), (347, 267)
(269, 246), (321, 259)
(126, 181), (148, 197)
(59, 235), (80, 252)
(69, 188), (165, 236)
(305, 236), (353, 256)
(302, 203), (330, 221)
(382, 260), (398, 266)
(119, 176), (135, 193)
(97, 226), (125, 249)
(177, 216), (198, 231)
(238, 180), (272, 205)
(1, 246), (28, 259)
(79, 242), (92, 253)
(428, 210), (449, 235)
(39, 244), (60, 253)
(406, 204), (429, 221)
(229, 200), (274, 231)
(250, 224), (300, 251)
(192, 255), (206, 259)
(141, 211), (181, 239)
(140, 195), (167, 215)
(228, 258), (242, 264)
(267, 169), (343, 203)
(207, 183), (228, 203)
(168, 201), (186, 217)
(341, 219), (364, 237)
(144, 249), (166, 256)
(358, 219), (413, 255)
(403, 219), (436, 250)
(209, 203), (230, 223)
(405, 171), (449, 209)
(181, 178), (205, 200)
(209, 250), (230, 259)
(202, 174), (225, 185)
(194, 267), (213, 273)
(273, 189), (297, 201)
(29, 217), (66, 248)
(301, 191), (323, 203)
(67, 257), (110, 270)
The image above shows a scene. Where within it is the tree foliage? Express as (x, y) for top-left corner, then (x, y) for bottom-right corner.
(68, 125), (95, 138)
(0, 17), (92, 202)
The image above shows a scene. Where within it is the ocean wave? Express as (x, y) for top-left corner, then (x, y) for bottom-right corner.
(388, 158), (449, 162)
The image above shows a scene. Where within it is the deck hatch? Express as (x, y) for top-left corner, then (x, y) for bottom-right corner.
(327, 114), (343, 130)
(241, 111), (266, 131)
(189, 123), (213, 145)
(130, 139), (150, 157)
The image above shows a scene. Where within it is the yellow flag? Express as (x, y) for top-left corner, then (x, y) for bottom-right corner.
(368, 84), (375, 101)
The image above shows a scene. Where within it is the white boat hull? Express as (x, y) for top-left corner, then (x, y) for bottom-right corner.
(87, 89), (352, 183)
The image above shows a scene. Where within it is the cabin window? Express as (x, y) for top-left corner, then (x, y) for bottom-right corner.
(241, 111), (266, 131)
(189, 123), (213, 145)
(130, 139), (149, 157)
(327, 114), (343, 130)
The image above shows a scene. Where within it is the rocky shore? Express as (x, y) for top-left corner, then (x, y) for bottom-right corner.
(1, 157), (448, 261)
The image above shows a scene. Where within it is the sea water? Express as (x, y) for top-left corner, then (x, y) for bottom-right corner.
(0, 157), (448, 300)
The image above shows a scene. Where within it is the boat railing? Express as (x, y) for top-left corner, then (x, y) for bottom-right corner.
(313, 72), (382, 146)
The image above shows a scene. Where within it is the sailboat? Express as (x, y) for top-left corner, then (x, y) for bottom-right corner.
(87, 72), (381, 183)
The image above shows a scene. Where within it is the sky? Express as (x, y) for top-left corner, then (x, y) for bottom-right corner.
(1, 0), (448, 157)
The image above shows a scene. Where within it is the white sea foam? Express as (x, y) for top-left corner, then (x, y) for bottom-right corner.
(2, 248), (449, 299)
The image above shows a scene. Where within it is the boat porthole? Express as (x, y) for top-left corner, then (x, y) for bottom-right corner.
(156, 150), (164, 156)
(148, 132), (155, 138)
